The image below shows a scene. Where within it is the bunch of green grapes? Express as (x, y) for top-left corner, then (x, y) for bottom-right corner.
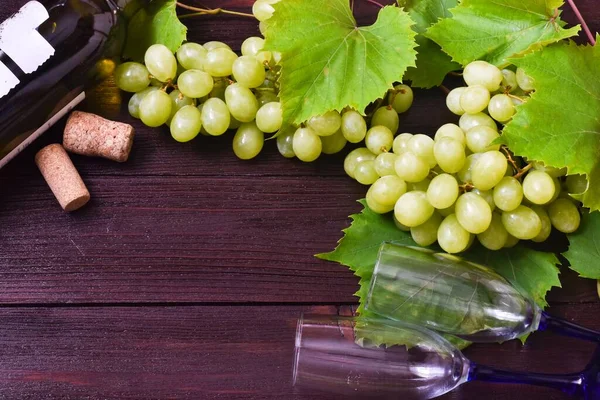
(344, 60), (584, 253)
(114, 34), (282, 161)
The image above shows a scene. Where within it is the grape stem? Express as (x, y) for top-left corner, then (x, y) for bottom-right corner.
(176, 2), (255, 18)
(513, 163), (533, 180)
(363, 0), (385, 8)
(459, 182), (474, 192)
(566, 0), (596, 45)
(439, 85), (450, 95)
(501, 145), (520, 172)
(506, 93), (528, 103)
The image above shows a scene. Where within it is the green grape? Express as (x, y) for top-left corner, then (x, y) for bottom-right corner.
(392, 133), (413, 154)
(371, 107), (399, 134)
(504, 234), (520, 248)
(208, 77), (229, 101)
(293, 127), (322, 162)
(256, 90), (279, 107)
(256, 102), (282, 133)
(114, 62), (150, 92)
(550, 177), (561, 203)
(460, 85), (491, 114)
(434, 123), (466, 147)
(523, 170), (556, 205)
(203, 41), (231, 51)
(438, 203), (456, 217)
(365, 126), (394, 155)
(530, 205), (552, 243)
(344, 148), (376, 179)
(457, 153), (482, 183)
(465, 126), (500, 153)
(370, 175), (407, 206)
(170, 105), (202, 143)
(502, 205), (542, 239)
(394, 191), (434, 227)
(531, 161), (567, 178)
(150, 78), (163, 87)
(411, 213), (443, 247)
(308, 111), (342, 137)
(395, 152), (430, 182)
(455, 192), (492, 234)
(548, 198), (581, 233)
(321, 130), (347, 155)
(459, 112), (497, 132)
(276, 132), (295, 158)
(409, 178), (431, 192)
(177, 69), (214, 99)
(388, 84), (413, 113)
(433, 138), (465, 174)
(128, 87), (159, 119)
(204, 48), (238, 77)
(229, 116), (243, 130)
(255, 51), (272, 65)
(407, 134), (436, 168)
(168, 90), (196, 124)
(500, 69), (518, 93)
(225, 83), (259, 123)
(139, 90), (172, 127)
(488, 94), (515, 123)
(341, 110), (367, 143)
(241, 36), (265, 56)
(472, 188), (495, 211)
(437, 214), (471, 254)
(493, 176), (523, 212)
(446, 87), (466, 116)
(272, 51), (282, 65)
(566, 174), (588, 194)
(233, 122), (264, 160)
(427, 173), (459, 209)
(516, 67), (535, 91)
(176, 43), (207, 70)
(144, 44), (178, 83)
(232, 56), (266, 88)
(394, 216), (411, 231)
(201, 98), (231, 136)
(366, 186), (395, 214)
(354, 160), (379, 185)
(253, 0), (279, 21)
(259, 21), (267, 35)
(374, 153), (398, 176)
(472, 150), (508, 191)
(463, 60), (503, 91)
(477, 213), (508, 250)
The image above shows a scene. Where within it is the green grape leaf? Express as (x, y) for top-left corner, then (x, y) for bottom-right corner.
(318, 202), (560, 346)
(501, 40), (600, 211)
(563, 212), (600, 279)
(399, 0), (461, 88)
(264, 0), (417, 127)
(123, 0), (187, 62)
(425, 0), (580, 67)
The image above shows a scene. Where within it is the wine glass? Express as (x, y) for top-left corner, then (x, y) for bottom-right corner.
(294, 314), (590, 399)
(364, 243), (600, 342)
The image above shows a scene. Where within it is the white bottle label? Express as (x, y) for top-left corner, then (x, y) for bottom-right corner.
(0, 1), (55, 98)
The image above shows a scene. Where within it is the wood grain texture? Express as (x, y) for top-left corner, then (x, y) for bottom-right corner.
(0, 0), (598, 399)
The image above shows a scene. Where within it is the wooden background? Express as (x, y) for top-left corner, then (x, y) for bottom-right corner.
(0, 0), (598, 398)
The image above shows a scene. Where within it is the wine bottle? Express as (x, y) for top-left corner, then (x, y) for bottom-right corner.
(0, 0), (140, 170)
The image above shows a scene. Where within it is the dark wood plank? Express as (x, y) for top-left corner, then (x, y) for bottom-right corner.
(0, 304), (597, 400)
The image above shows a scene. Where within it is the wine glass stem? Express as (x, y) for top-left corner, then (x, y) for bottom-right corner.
(468, 363), (583, 396)
(540, 311), (600, 342)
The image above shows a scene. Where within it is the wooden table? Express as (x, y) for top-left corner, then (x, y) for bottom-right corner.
(0, 0), (598, 398)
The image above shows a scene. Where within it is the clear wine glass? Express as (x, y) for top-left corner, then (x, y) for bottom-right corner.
(364, 243), (600, 342)
(293, 314), (595, 399)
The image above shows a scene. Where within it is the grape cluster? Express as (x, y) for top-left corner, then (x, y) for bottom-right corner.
(114, 29), (282, 160)
(344, 60), (583, 253)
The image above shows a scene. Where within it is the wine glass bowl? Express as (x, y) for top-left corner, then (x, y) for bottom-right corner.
(365, 243), (541, 342)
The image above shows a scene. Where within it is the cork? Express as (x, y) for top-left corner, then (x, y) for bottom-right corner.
(63, 111), (134, 162)
(35, 144), (90, 212)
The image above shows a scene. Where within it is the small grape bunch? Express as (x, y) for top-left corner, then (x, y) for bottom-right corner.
(344, 60), (583, 253)
(114, 35), (283, 161)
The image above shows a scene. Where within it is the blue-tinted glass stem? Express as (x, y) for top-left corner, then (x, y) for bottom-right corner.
(468, 363), (583, 397)
(539, 311), (600, 342)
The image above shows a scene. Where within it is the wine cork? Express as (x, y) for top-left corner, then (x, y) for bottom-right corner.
(35, 144), (90, 212)
(63, 111), (134, 162)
